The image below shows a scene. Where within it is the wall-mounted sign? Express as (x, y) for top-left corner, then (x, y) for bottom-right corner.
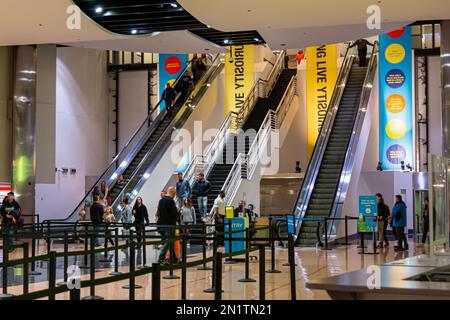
(379, 27), (414, 170)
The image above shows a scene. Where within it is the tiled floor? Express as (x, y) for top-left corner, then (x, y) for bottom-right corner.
(1, 239), (424, 300)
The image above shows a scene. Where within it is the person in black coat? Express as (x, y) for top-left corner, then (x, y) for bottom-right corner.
(161, 83), (176, 117)
(132, 196), (149, 244)
(0, 192), (21, 250)
(157, 187), (179, 264)
(376, 193), (390, 248)
(90, 195), (104, 246)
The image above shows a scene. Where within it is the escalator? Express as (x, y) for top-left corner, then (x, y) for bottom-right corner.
(294, 43), (379, 246)
(51, 54), (224, 222)
(191, 68), (297, 218)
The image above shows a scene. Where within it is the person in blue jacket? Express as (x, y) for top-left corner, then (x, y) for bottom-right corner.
(391, 195), (408, 251)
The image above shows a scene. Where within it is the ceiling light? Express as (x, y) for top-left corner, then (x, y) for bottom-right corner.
(254, 38), (260, 42)
(223, 39), (229, 44)
(206, 25), (211, 28)
(95, 6), (103, 13)
(131, 29), (137, 35)
(170, 3), (178, 7)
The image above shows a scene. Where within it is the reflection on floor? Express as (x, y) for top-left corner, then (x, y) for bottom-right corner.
(1, 239), (425, 300)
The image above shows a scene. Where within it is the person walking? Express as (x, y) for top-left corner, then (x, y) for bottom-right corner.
(157, 187), (180, 264)
(212, 190), (226, 245)
(132, 196), (149, 244)
(120, 198), (133, 243)
(0, 192), (22, 251)
(391, 195), (408, 251)
(90, 195), (105, 246)
(192, 173), (211, 222)
(162, 82), (176, 117)
(180, 198), (196, 236)
(103, 207), (116, 246)
(176, 71), (193, 105)
(100, 180), (110, 206)
(350, 39), (374, 67)
(376, 193), (390, 248)
(176, 172), (191, 209)
(422, 198), (430, 244)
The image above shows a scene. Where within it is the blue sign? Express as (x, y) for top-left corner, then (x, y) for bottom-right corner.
(358, 195), (378, 232)
(287, 215), (295, 234)
(225, 217), (247, 254)
(159, 53), (187, 111)
(379, 27), (414, 171)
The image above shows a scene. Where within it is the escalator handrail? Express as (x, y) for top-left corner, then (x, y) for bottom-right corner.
(293, 45), (356, 239)
(327, 41), (379, 236)
(109, 55), (225, 211)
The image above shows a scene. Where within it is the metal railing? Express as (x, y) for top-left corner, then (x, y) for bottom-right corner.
(327, 41), (379, 239)
(293, 45), (356, 239)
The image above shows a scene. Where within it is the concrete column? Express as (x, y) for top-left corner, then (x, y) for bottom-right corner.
(441, 20), (450, 157)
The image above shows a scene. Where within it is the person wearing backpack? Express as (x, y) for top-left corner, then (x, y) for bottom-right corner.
(391, 195), (408, 251)
(0, 192), (22, 251)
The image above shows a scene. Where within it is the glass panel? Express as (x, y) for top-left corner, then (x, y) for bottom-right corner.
(435, 23), (441, 48)
(422, 24), (433, 49)
(414, 190), (429, 243)
(411, 25), (421, 36)
(143, 53), (152, 64)
(429, 154), (450, 255)
(411, 35), (423, 49)
(134, 52), (142, 64)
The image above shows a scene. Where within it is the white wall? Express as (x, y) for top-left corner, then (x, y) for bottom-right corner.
(118, 70), (149, 150)
(35, 47), (109, 220)
(0, 47), (12, 182)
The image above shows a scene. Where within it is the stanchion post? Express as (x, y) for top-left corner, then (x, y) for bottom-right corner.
(239, 228), (256, 282)
(266, 217), (281, 273)
(57, 230), (69, 286)
(110, 228), (122, 276)
(203, 227), (218, 293)
(0, 229), (14, 299)
(151, 263), (161, 300)
(46, 221), (51, 254)
(181, 234), (187, 300)
(81, 224), (89, 269)
(225, 219), (236, 264)
(22, 242), (29, 295)
(288, 234), (296, 300)
(258, 244), (265, 301)
(70, 288), (81, 300)
(163, 227), (180, 280)
(81, 234), (103, 300)
(48, 251), (57, 300)
(322, 217), (331, 250)
(214, 251), (223, 300)
(129, 241), (136, 300)
(198, 224), (211, 270)
(345, 216), (349, 245)
(142, 226), (147, 268)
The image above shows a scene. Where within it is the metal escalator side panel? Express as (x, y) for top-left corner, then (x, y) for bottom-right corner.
(327, 42), (379, 237)
(293, 53), (356, 240)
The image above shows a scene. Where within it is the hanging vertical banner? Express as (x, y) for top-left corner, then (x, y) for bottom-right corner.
(306, 45), (338, 157)
(159, 53), (187, 111)
(379, 27), (414, 170)
(225, 45), (254, 115)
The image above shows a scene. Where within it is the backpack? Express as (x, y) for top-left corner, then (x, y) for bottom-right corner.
(12, 208), (24, 226)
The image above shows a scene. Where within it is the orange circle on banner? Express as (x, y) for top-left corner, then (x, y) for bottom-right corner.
(387, 27), (406, 39)
(386, 94), (406, 113)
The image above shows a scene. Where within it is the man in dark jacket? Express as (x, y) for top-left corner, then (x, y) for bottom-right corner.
(350, 39), (374, 67)
(0, 192), (21, 250)
(90, 195), (104, 246)
(161, 83), (176, 117)
(157, 187), (179, 264)
(192, 173), (211, 221)
(376, 193), (390, 248)
(391, 195), (408, 251)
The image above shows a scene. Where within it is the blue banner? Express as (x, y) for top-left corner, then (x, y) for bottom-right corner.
(379, 27), (414, 171)
(159, 53), (187, 111)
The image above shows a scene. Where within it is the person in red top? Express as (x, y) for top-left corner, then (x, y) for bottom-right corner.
(295, 49), (305, 64)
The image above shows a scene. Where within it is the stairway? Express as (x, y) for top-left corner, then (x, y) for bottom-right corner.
(191, 68), (297, 221)
(297, 64), (367, 246)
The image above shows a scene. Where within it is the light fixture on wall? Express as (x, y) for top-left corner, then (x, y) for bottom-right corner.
(70, 168), (77, 175)
(61, 168), (69, 174)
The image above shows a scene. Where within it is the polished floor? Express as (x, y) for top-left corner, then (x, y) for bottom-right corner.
(1, 238), (425, 300)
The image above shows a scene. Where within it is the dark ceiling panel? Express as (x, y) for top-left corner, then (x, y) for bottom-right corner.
(73, 0), (265, 46)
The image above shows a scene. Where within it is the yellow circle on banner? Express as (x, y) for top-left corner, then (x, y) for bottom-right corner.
(385, 44), (406, 64)
(386, 119), (406, 140)
(386, 94), (406, 114)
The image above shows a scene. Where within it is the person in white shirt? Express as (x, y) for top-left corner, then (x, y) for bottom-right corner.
(212, 190), (226, 245)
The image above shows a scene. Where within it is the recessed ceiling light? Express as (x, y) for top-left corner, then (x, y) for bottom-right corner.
(223, 39), (229, 44)
(254, 38), (260, 42)
(131, 29), (137, 34)
(170, 3), (178, 7)
(95, 6), (103, 13)
(206, 25), (211, 28)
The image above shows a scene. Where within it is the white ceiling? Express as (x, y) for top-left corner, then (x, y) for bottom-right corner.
(0, 0), (222, 53)
(180, 0), (450, 48)
(1, 0), (450, 51)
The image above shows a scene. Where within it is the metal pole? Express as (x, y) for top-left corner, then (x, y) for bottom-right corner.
(322, 218), (331, 250)
(22, 242), (29, 295)
(288, 234), (296, 300)
(258, 244), (265, 301)
(225, 219), (236, 264)
(198, 224), (211, 270)
(214, 251), (223, 300)
(57, 230), (69, 286)
(266, 218), (281, 273)
(163, 227), (179, 279)
(239, 228), (256, 282)
(181, 234), (187, 299)
(345, 216), (349, 245)
(203, 228), (218, 293)
(0, 229), (13, 299)
(81, 234), (103, 300)
(30, 224), (41, 275)
(129, 241), (136, 300)
(81, 224), (89, 269)
(110, 228), (122, 276)
(151, 263), (161, 300)
(48, 251), (57, 300)
(46, 221), (51, 254)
